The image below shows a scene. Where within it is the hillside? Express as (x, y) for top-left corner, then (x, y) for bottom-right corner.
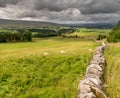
(0, 19), (117, 29)
(65, 22), (117, 29)
(0, 19), (62, 29)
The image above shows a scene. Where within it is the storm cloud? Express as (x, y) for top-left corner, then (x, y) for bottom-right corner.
(0, 0), (119, 23)
(0, 0), (19, 7)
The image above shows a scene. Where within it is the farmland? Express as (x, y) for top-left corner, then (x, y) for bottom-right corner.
(0, 34), (98, 97)
(0, 28), (120, 98)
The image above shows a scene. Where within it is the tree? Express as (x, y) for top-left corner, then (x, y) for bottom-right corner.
(0, 33), (7, 42)
(107, 20), (120, 42)
(23, 30), (32, 41)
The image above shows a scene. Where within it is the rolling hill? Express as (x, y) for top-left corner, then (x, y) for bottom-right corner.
(0, 19), (62, 29)
(0, 19), (117, 29)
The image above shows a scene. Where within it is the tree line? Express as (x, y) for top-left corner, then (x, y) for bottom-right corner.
(0, 30), (32, 43)
(29, 28), (75, 37)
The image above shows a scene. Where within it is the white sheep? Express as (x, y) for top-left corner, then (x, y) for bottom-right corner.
(89, 48), (93, 51)
(60, 50), (66, 54)
(43, 52), (48, 56)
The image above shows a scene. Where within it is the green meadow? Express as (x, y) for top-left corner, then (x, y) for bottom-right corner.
(0, 36), (98, 98)
(62, 28), (110, 39)
(0, 28), (120, 98)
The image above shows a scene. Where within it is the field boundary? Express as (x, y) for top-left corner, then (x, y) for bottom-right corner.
(78, 42), (107, 98)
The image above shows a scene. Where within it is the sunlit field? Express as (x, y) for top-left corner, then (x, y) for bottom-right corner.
(0, 36), (98, 98)
(0, 37), (97, 59)
(62, 28), (110, 39)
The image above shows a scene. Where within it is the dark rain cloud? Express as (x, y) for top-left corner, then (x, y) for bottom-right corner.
(80, 0), (120, 14)
(0, 0), (120, 23)
(0, 0), (19, 7)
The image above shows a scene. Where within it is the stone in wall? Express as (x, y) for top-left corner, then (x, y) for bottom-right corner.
(78, 43), (107, 98)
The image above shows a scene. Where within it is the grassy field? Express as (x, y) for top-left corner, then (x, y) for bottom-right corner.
(0, 37), (98, 59)
(0, 36), (98, 98)
(62, 28), (110, 39)
(0, 28), (120, 98)
(104, 42), (120, 98)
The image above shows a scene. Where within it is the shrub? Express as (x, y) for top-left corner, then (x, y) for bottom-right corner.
(107, 20), (120, 42)
(97, 34), (107, 40)
(107, 30), (120, 42)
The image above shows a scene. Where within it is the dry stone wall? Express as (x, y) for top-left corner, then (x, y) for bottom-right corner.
(78, 43), (107, 98)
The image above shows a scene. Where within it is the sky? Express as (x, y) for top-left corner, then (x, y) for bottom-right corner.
(0, 0), (120, 23)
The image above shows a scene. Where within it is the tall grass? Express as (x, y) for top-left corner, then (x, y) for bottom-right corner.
(104, 43), (120, 98)
(0, 37), (97, 98)
(0, 53), (92, 98)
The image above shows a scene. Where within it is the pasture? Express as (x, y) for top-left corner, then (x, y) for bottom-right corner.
(62, 28), (110, 39)
(0, 28), (120, 98)
(0, 36), (98, 98)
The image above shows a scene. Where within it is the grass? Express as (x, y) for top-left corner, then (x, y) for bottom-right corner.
(104, 42), (120, 98)
(76, 28), (111, 33)
(0, 55), (90, 98)
(0, 37), (98, 98)
(1, 28), (119, 98)
(0, 37), (97, 59)
(63, 28), (110, 39)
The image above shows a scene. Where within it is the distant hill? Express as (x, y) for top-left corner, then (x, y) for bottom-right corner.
(0, 19), (63, 29)
(0, 19), (117, 29)
(65, 22), (117, 29)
